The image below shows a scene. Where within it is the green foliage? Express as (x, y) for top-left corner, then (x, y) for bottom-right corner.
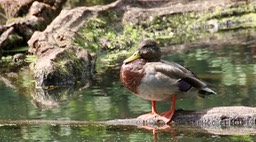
(143, 3), (256, 45)
(25, 55), (37, 63)
(76, 2), (256, 74)
(1, 55), (12, 61)
(230, 135), (254, 142)
(79, 2), (256, 48)
(76, 11), (150, 72)
(77, 17), (144, 52)
(7, 46), (28, 53)
(52, 49), (86, 81)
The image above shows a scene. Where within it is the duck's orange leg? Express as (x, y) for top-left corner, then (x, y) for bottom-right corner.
(137, 101), (169, 123)
(137, 101), (157, 120)
(151, 101), (157, 114)
(161, 95), (177, 123)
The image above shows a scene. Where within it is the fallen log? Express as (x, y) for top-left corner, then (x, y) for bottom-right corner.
(0, 106), (255, 135)
(1, 106), (255, 126)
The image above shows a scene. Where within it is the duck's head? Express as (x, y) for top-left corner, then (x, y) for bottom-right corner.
(124, 40), (161, 64)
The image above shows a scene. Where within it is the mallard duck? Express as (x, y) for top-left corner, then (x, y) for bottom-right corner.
(120, 39), (216, 124)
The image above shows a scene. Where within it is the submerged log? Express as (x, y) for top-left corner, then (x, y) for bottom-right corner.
(0, 106), (255, 135)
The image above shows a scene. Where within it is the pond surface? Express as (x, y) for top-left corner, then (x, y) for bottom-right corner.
(1, 29), (256, 141)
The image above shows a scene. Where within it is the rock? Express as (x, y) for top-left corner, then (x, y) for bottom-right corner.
(0, 0), (65, 18)
(0, 27), (24, 50)
(12, 53), (26, 65)
(28, 1), (124, 86)
(28, 7), (94, 55)
(0, 0), (34, 18)
(0, 0), (66, 51)
(0, 75), (16, 89)
(32, 87), (60, 109)
(32, 46), (93, 86)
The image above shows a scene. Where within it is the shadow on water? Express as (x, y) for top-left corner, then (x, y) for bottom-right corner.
(2, 29), (256, 141)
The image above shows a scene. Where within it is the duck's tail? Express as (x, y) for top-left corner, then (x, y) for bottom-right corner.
(198, 87), (216, 98)
(179, 76), (216, 98)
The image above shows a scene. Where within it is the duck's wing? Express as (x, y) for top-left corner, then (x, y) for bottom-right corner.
(158, 60), (195, 77)
(147, 60), (216, 96)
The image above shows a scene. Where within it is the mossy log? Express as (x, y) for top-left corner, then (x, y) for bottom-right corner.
(0, 106), (255, 135)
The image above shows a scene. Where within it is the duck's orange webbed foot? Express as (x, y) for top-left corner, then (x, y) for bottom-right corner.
(161, 95), (177, 123)
(136, 101), (170, 124)
(161, 110), (175, 123)
(137, 113), (170, 124)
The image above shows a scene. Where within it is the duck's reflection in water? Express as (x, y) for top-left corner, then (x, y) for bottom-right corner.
(139, 124), (177, 142)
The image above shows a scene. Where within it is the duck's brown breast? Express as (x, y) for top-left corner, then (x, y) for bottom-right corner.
(120, 59), (146, 94)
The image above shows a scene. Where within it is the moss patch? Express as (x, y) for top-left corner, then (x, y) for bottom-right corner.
(49, 48), (87, 85)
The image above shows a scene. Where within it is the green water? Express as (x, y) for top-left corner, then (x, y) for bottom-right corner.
(1, 30), (256, 141)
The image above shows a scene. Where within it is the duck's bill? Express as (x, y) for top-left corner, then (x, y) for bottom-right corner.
(123, 51), (141, 64)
